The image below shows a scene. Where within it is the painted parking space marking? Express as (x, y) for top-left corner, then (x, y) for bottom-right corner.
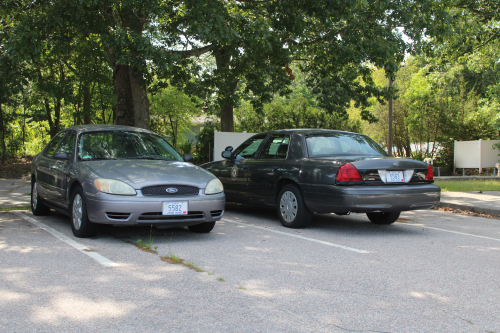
(13, 211), (120, 267)
(400, 222), (500, 242)
(223, 218), (369, 254)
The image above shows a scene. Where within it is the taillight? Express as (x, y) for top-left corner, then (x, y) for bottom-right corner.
(425, 163), (433, 180)
(336, 163), (363, 182)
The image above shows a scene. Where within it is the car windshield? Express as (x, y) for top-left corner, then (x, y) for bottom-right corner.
(78, 131), (184, 161)
(305, 133), (387, 157)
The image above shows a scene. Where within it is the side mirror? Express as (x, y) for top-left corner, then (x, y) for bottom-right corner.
(183, 154), (194, 163)
(221, 150), (233, 159)
(224, 146), (233, 152)
(53, 152), (70, 160)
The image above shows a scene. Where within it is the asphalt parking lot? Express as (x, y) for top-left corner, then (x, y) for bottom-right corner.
(1, 204), (500, 332)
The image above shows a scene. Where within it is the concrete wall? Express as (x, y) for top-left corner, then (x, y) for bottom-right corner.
(213, 130), (256, 162)
(454, 139), (500, 172)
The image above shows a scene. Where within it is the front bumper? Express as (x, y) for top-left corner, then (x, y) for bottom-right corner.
(85, 191), (225, 227)
(301, 183), (440, 213)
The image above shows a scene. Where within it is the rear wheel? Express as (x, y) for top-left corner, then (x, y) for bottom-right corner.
(31, 181), (50, 216)
(188, 222), (216, 233)
(277, 184), (312, 228)
(70, 187), (98, 238)
(366, 212), (400, 225)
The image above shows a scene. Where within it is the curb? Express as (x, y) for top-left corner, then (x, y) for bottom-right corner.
(434, 176), (500, 181)
(438, 202), (500, 217)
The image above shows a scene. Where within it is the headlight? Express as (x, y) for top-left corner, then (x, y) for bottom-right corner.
(94, 179), (136, 195)
(205, 178), (223, 195)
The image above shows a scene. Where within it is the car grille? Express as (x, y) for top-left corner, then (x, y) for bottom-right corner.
(210, 210), (224, 218)
(141, 185), (199, 196)
(106, 212), (131, 220)
(138, 211), (204, 221)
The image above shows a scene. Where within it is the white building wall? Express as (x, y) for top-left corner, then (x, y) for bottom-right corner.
(213, 131), (256, 162)
(454, 139), (500, 172)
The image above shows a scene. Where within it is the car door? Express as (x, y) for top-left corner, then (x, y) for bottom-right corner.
(247, 134), (290, 204)
(50, 131), (76, 207)
(218, 134), (267, 202)
(36, 132), (68, 203)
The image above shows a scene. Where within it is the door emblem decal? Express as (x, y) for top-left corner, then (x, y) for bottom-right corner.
(231, 166), (238, 180)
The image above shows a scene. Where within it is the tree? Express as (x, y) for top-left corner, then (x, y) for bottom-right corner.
(149, 85), (201, 148)
(0, 13), (26, 163)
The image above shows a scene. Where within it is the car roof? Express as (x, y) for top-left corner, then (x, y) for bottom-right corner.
(63, 124), (155, 135)
(255, 128), (358, 136)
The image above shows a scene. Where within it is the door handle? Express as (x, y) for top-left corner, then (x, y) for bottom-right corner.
(272, 166), (280, 172)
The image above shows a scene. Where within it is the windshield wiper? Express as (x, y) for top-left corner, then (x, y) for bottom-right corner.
(127, 156), (166, 160)
(81, 157), (117, 161)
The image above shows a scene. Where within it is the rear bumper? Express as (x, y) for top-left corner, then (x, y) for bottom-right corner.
(85, 191), (225, 227)
(301, 183), (440, 213)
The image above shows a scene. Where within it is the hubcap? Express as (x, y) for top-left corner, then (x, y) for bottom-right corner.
(280, 191), (297, 222)
(32, 183), (38, 209)
(72, 194), (83, 230)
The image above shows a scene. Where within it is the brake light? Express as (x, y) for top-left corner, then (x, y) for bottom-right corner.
(336, 163), (363, 182)
(425, 163), (434, 180)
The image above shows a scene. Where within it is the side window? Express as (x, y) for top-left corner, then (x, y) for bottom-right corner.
(233, 135), (266, 159)
(44, 132), (67, 158)
(276, 136), (290, 159)
(260, 135), (286, 159)
(57, 131), (76, 156)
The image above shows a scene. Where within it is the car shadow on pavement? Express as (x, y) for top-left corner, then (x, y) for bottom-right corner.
(224, 203), (425, 237)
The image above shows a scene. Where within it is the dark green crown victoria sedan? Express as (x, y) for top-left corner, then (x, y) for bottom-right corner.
(31, 125), (225, 238)
(201, 129), (440, 228)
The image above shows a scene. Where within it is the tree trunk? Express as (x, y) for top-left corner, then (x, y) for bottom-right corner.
(0, 102), (5, 164)
(43, 98), (57, 138)
(220, 104), (235, 133)
(83, 82), (92, 124)
(215, 47), (238, 132)
(111, 63), (150, 129)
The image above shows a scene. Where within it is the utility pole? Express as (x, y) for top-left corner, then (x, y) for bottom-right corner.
(388, 77), (393, 157)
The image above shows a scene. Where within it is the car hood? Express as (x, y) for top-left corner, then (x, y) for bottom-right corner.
(82, 160), (216, 189)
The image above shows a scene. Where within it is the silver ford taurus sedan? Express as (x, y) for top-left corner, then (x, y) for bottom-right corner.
(31, 125), (225, 238)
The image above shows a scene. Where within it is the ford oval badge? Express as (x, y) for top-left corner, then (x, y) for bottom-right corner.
(166, 188), (178, 194)
(393, 162), (399, 166)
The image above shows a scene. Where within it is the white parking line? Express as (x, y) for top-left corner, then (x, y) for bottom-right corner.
(401, 222), (500, 242)
(13, 211), (119, 267)
(223, 218), (369, 254)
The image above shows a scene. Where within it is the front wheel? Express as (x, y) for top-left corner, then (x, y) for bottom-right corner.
(70, 187), (98, 238)
(366, 212), (400, 225)
(277, 184), (312, 228)
(31, 181), (50, 216)
(188, 222), (215, 233)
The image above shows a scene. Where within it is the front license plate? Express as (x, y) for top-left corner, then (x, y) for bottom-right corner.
(386, 171), (404, 183)
(162, 201), (188, 215)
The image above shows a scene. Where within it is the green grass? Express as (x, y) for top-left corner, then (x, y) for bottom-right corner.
(136, 238), (157, 253)
(435, 180), (500, 192)
(0, 205), (30, 211)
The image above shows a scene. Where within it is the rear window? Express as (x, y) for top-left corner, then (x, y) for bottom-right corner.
(305, 133), (387, 157)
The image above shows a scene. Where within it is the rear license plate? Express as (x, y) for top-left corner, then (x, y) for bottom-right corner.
(386, 171), (404, 183)
(162, 201), (188, 215)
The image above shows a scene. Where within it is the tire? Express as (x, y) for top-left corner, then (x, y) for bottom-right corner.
(277, 184), (312, 228)
(366, 211), (400, 225)
(31, 180), (50, 216)
(70, 187), (98, 238)
(188, 222), (216, 233)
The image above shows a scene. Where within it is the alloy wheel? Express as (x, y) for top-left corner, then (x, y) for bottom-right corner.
(72, 194), (83, 230)
(280, 191), (298, 222)
(32, 183), (38, 209)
